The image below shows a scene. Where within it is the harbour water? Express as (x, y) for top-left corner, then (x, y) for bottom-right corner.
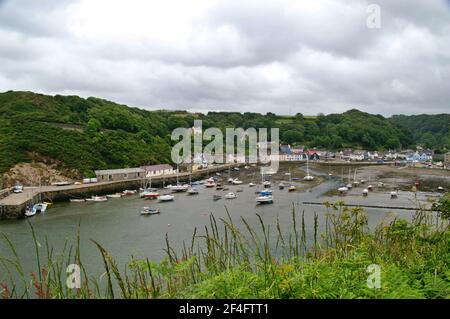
(0, 169), (421, 284)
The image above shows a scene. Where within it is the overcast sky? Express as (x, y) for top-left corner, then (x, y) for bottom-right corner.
(0, 0), (449, 115)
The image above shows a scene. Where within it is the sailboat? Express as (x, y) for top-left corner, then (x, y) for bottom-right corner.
(287, 167), (296, 191)
(171, 164), (189, 192)
(303, 157), (314, 181)
(352, 168), (360, 187)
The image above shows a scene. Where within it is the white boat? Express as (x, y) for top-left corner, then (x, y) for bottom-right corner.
(70, 198), (85, 203)
(164, 184), (173, 189)
(303, 157), (314, 181)
(378, 182), (384, 188)
(159, 194), (174, 202)
(249, 182), (256, 187)
(187, 188), (199, 195)
(52, 181), (72, 186)
(140, 207), (160, 215)
(367, 185), (373, 191)
(288, 185), (296, 192)
(362, 189), (369, 197)
(205, 178), (216, 188)
(390, 191), (398, 198)
(32, 203), (48, 213)
(25, 206), (36, 217)
(263, 181), (271, 188)
(122, 190), (136, 196)
(346, 183), (353, 189)
(107, 193), (122, 198)
(285, 172), (291, 176)
(227, 177), (234, 184)
(225, 192), (237, 199)
(86, 196), (108, 202)
(256, 195), (273, 204)
(171, 184), (189, 192)
(279, 182), (285, 190)
(437, 186), (444, 192)
(338, 186), (348, 194)
(232, 178), (243, 185)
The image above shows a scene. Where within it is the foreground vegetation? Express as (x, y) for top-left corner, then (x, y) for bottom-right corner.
(1, 91), (449, 179)
(1, 200), (449, 299)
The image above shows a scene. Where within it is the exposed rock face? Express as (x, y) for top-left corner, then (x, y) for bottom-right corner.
(1, 160), (75, 188)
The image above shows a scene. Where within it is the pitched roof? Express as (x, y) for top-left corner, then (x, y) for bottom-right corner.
(95, 168), (144, 175)
(141, 164), (173, 171)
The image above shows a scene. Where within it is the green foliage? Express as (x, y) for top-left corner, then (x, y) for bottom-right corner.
(0, 91), (449, 177)
(1, 205), (448, 299)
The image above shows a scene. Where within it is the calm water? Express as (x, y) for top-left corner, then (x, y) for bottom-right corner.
(0, 169), (415, 283)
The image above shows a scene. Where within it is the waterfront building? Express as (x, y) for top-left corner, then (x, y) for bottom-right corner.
(95, 168), (145, 182)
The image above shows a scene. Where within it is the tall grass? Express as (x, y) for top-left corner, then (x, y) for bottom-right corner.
(0, 202), (449, 299)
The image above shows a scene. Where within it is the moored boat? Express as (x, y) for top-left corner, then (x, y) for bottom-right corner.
(122, 190), (137, 196)
(288, 185), (296, 192)
(159, 194), (174, 202)
(140, 207), (160, 215)
(86, 195), (108, 202)
(224, 192), (237, 199)
(70, 198), (86, 203)
(256, 194), (273, 204)
(107, 193), (122, 198)
(187, 188), (199, 195)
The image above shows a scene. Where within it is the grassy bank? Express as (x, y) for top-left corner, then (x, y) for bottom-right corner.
(1, 201), (449, 299)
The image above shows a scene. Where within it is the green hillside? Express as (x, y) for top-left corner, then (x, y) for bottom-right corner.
(0, 91), (448, 179)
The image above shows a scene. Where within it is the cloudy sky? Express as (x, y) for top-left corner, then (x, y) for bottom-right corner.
(0, 0), (449, 115)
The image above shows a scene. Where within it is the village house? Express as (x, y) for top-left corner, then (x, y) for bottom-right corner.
(95, 168), (145, 182)
(350, 150), (365, 161)
(445, 151), (450, 168)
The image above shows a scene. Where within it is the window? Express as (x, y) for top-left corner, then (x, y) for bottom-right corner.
(124, 174), (128, 179)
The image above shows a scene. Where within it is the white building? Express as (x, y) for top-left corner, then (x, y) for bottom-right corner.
(141, 164), (176, 177)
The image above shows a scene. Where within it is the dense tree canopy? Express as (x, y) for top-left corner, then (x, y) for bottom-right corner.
(0, 91), (448, 177)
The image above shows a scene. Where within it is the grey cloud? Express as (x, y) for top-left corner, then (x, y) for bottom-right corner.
(0, 0), (449, 116)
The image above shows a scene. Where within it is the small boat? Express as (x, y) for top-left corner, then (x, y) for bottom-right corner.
(159, 194), (174, 202)
(338, 187), (348, 194)
(263, 181), (271, 188)
(288, 185), (296, 192)
(346, 183), (353, 190)
(292, 177), (300, 181)
(191, 181), (200, 186)
(142, 191), (160, 199)
(107, 193), (122, 198)
(284, 172), (291, 176)
(122, 190), (136, 196)
(227, 178), (234, 184)
(367, 185), (373, 191)
(205, 181), (216, 188)
(70, 198), (86, 203)
(232, 179), (243, 185)
(225, 192), (237, 199)
(279, 182), (285, 190)
(140, 207), (160, 215)
(352, 181), (360, 187)
(164, 184), (173, 189)
(378, 182), (384, 188)
(33, 203), (48, 214)
(437, 186), (444, 192)
(187, 188), (199, 195)
(222, 187), (229, 191)
(25, 205), (36, 217)
(232, 167), (240, 171)
(86, 196), (108, 202)
(362, 189), (369, 197)
(213, 195), (222, 201)
(360, 179), (365, 184)
(303, 175), (314, 181)
(249, 182), (256, 187)
(390, 191), (398, 199)
(216, 184), (223, 190)
(171, 184), (189, 192)
(216, 172), (221, 176)
(256, 195), (273, 204)
(260, 190), (273, 196)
